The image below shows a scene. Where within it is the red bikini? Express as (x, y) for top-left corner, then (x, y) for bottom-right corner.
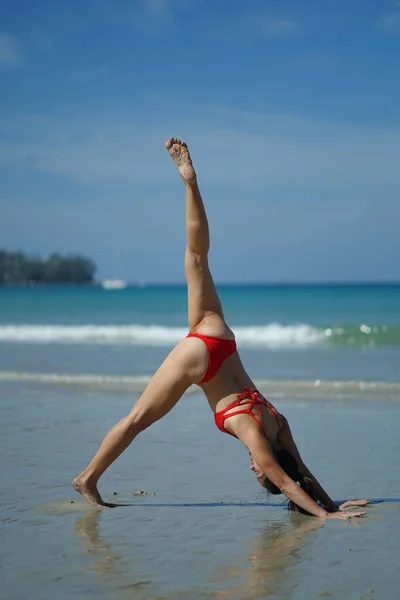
(186, 333), (280, 439)
(186, 333), (237, 383)
(214, 386), (281, 439)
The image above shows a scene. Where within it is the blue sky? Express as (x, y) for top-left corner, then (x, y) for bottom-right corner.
(1, 0), (399, 283)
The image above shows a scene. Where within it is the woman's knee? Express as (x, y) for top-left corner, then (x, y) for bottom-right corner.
(125, 408), (154, 433)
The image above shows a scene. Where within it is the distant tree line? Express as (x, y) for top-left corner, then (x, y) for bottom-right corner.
(0, 251), (96, 285)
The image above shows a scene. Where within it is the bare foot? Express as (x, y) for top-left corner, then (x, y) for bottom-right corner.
(165, 138), (196, 184)
(72, 476), (115, 508)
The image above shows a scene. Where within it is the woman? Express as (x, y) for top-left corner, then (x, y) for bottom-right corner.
(73, 138), (368, 519)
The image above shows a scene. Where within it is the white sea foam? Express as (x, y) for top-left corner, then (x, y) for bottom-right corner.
(1, 371), (399, 399)
(234, 324), (324, 347)
(0, 323), (325, 348)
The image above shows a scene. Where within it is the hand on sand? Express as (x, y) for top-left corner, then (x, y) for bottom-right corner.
(328, 510), (366, 520)
(338, 499), (370, 510)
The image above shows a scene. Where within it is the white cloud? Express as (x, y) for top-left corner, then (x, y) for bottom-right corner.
(144, 0), (172, 18)
(121, 0), (194, 33)
(138, 0), (174, 27)
(1, 106), (399, 283)
(0, 33), (20, 67)
(377, 2), (400, 33)
(1, 106), (399, 195)
(212, 14), (299, 42)
(255, 18), (298, 38)
(67, 65), (109, 82)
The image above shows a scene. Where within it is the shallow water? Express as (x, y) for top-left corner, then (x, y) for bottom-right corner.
(1, 342), (400, 385)
(1, 284), (400, 387)
(1, 382), (400, 599)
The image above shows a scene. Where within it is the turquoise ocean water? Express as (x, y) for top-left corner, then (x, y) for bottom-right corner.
(1, 284), (399, 390)
(2, 286), (400, 600)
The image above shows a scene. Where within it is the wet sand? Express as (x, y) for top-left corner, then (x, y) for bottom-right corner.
(1, 382), (400, 599)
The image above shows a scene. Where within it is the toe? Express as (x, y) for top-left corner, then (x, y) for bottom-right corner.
(165, 139), (173, 149)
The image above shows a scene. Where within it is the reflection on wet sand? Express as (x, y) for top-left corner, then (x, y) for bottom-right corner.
(211, 516), (325, 599)
(74, 508), (326, 600)
(74, 510), (158, 600)
(74, 510), (124, 576)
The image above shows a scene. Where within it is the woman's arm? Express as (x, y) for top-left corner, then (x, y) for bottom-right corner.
(278, 417), (368, 512)
(300, 465), (339, 512)
(277, 416), (338, 510)
(238, 424), (328, 517)
(239, 426), (365, 519)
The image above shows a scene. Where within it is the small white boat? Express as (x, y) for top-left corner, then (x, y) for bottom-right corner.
(101, 279), (127, 290)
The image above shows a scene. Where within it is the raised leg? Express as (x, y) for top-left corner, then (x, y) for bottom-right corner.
(166, 138), (230, 335)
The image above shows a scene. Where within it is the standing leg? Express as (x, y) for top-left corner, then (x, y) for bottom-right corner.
(72, 344), (199, 506)
(166, 139), (232, 337)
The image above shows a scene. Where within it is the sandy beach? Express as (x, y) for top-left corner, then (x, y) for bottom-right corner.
(2, 0), (400, 589)
(1, 379), (400, 600)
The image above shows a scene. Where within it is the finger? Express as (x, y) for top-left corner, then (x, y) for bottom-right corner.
(346, 500), (370, 507)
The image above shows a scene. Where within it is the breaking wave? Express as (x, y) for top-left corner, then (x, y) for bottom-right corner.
(0, 323), (398, 348)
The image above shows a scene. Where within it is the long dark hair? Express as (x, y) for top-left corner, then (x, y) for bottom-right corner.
(262, 449), (317, 515)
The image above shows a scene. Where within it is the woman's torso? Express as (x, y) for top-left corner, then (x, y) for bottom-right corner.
(185, 320), (283, 448)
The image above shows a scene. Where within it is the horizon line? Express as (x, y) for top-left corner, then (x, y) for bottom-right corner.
(2, 280), (400, 288)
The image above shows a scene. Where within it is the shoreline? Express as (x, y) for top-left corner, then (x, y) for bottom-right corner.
(2, 370), (400, 400)
(2, 371), (400, 599)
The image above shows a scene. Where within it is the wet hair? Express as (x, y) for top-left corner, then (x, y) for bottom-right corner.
(262, 449), (317, 515)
